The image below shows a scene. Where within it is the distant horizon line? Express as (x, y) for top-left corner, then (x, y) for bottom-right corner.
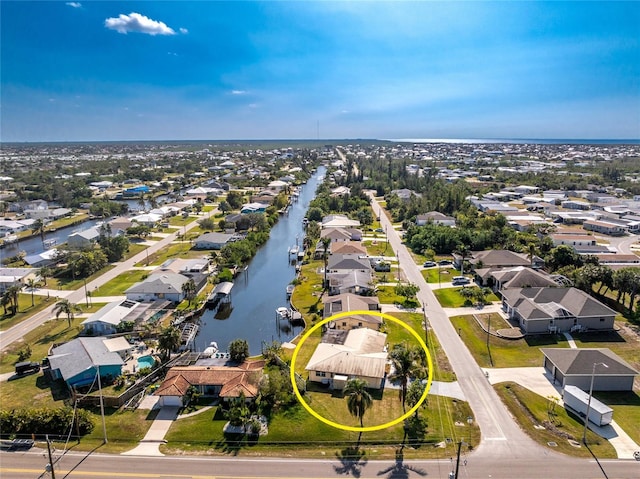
(1, 137), (639, 145)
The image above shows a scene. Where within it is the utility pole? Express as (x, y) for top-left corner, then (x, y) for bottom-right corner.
(46, 435), (56, 479)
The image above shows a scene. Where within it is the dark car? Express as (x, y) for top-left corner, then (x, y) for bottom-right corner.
(438, 259), (453, 266)
(14, 361), (40, 376)
(374, 261), (391, 272)
(374, 228), (384, 233)
(423, 261), (437, 267)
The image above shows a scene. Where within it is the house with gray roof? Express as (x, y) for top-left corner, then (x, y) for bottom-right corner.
(193, 232), (236, 250)
(0, 267), (38, 293)
(80, 299), (142, 335)
(67, 226), (101, 249)
(323, 293), (381, 331)
(415, 211), (456, 227)
(489, 267), (559, 291)
(327, 270), (375, 296)
(327, 254), (372, 274)
(541, 348), (638, 391)
(48, 337), (128, 388)
(502, 287), (617, 334)
(305, 328), (388, 390)
(125, 273), (191, 303)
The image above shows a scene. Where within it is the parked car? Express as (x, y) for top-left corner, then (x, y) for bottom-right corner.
(374, 261), (391, 272)
(452, 276), (470, 285)
(14, 361), (40, 376)
(423, 261), (437, 267)
(0, 438), (34, 450)
(374, 228), (384, 233)
(438, 259), (453, 266)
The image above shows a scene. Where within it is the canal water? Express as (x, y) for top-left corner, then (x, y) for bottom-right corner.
(197, 166), (326, 355)
(0, 218), (105, 258)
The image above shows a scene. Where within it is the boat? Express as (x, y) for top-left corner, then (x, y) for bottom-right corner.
(288, 245), (299, 259)
(207, 281), (234, 306)
(276, 307), (290, 320)
(3, 234), (17, 244)
(43, 238), (57, 249)
(286, 284), (295, 298)
(202, 341), (219, 357)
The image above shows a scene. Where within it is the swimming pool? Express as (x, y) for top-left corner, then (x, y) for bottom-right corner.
(137, 355), (155, 370)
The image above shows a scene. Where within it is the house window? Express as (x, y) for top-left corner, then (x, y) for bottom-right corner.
(358, 322), (363, 327)
(316, 371), (326, 377)
(600, 318), (605, 322)
(342, 322), (347, 327)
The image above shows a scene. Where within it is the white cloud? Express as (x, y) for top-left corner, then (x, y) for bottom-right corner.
(231, 90), (247, 95)
(66, 2), (82, 8)
(179, 28), (188, 35)
(105, 12), (177, 36)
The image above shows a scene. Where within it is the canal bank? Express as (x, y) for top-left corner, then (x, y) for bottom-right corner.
(197, 167), (325, 355)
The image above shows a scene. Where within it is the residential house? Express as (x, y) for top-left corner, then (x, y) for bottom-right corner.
(583, 219), (626, 236)
(321, 214), (361, 229)
(130, 213), (163, 227)
(330, 242), (367, 257)
(327, 270), (375, 296)
(108, 217), (133, 236)
(156, 359), (265, 407)
(390, 188), (421, 202)
(240, 202), (269, 214)
(193, 232), (236, 250)
(305, 328), (388, 390)
(551, 234), (596, 248)
(326, 254), (372, 274)
(24, 207), (72, 220)
(125, 273), (191, 303)
(541, 348), (638, 391)
(501, 287), (617, 334)
(80, 299), (142, 336)
(47, 337), (130, 388)
(0, 268), (39, 293)
(490, 267), (559, 292)
(24, 249), (59, 268)
(67, 226), (101, 249)
(323, 293), (381, 330)
(415, 211), (456, 227)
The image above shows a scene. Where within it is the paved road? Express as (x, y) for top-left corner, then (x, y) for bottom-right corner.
(368, 194), (558, 461)
(0, 216), (205, 352)
(2, 448), (639, 478)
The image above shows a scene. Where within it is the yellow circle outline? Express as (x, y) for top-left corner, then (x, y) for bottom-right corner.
(290, 310), (433, 432)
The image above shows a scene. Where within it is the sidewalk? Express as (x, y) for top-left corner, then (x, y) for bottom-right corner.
(121, 403), (180, 456)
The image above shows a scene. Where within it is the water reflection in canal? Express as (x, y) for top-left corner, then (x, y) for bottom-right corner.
(197, 167), (326, 355)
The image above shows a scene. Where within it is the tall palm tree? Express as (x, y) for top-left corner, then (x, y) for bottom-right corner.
(1, 291), (11, 316)
(158, 326), (181, 362)
(32, 218), (46, 248)
(39, 266), (52, 286)
(454, 243), (471, 276)
(53, 298), (82, 328)
(321, 237), (331, 289)
(344, 378), (373, 430)
(181, 279), (197, 306)
(25, 278), (37, 307)
(389, 344), (423, 412)
(527, 243), (538, 268)
(6, 284), (21, 315)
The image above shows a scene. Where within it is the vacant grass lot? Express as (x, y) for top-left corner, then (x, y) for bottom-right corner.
(433, 287), (500, 308)
(362, 240), (393, 257)
(594, 390), (640, 445)
(136, 244), (210, 266)
(376, 285), (404, 304)
(56, 265), (117, 291)
(495, 382), (616, 458)
(450, 315), (569, 368)
(91, 270), (150, 296)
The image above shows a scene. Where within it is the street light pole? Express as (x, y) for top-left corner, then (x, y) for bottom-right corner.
(582, 362), (608, 444)
(96, 365), (108, 444)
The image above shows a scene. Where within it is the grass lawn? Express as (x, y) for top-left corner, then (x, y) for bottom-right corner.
(122, 242), (147, 260)
(56, 265), (117, 291)
(169, 215), (196, 227)
(593, 390), (640, 445)
(376, 285), (404, 304)
(450, 315), (568, 368)
(0, 293), (54, 331)
(136, 244), (209, 266)
(422, 267), (455, 284)
(495, 382), (616, 458)
(362, 240), (393, 257)
(433, 287), (500, 308)
(92, 270), (151, 296)
(572, 325), (640, 373)
(290, 261), (324, 321)
(162, 395), (479, 459)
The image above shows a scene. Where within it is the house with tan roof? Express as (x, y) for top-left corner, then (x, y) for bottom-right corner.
(502, 287), (617, 334)
(305, 328), (388, 390)
(156, 359), (265, 407)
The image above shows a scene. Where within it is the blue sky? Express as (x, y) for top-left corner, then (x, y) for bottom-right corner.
(1, 1), (639, 141)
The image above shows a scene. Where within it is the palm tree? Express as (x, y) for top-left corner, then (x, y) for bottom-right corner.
(344, 378), (373, 430)
(32, 218), (46, 248)
(53, 298), (82, 328)
(39, 266), (52, 286)
(454, 243), (471, 276)
(1, 292), (11, 316)
(527, 243), (538, 268)
(321, 237), (331, 289)
(25, 278), (37, 307)
(389, 344), (422, 412)
(181, 279), (197, 306)
(158, 326), (181, 362)
(6, 284), (21, 315)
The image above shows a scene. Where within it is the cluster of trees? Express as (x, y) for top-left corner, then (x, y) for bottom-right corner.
(307, 183), (373, 227)
(89, 200), (129, 218)
(0, 407), (94, 438)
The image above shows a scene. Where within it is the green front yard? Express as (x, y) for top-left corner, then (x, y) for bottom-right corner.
(91, 270), (151, 296)
(0, 293), (54, 331)
(433, 287), (500, 308)
(450, 314), (569, 368)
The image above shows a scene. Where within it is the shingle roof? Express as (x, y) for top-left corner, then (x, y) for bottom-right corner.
(541, 348), (638, 377)
(125, 273), (189, 295)
(470, 250), (530, 267)
(48, 337), (124, 382)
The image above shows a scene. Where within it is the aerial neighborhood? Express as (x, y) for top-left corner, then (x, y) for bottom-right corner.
(0, 140), (639, 470)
